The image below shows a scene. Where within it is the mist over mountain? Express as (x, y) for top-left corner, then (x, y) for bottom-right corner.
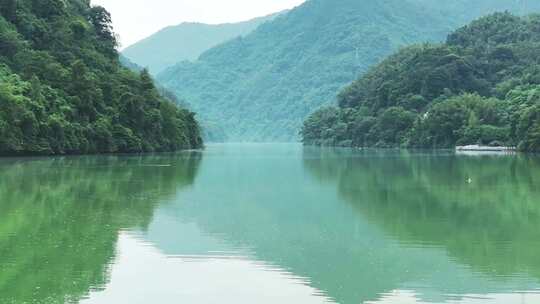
(122, 12), (283, 75)
(119, 54), (143, 72)
(157, 0), (540, 142)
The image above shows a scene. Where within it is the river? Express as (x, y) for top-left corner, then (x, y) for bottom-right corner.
(1, 144), (539, 303)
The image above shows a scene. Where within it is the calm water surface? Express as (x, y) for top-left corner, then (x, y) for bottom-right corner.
(1, 144), (540, 304)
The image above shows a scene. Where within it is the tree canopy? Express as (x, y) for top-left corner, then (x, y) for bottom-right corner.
(0, 0), (202, 155)
(302, 13), (540, 151)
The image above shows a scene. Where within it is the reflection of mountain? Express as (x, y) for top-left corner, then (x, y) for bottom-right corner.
(0, 153), (201, 304)
(303, 148), (540, 280)
(141, 144), (540, 304)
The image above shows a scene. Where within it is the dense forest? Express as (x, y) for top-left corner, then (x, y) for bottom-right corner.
(0, 0), (202, 155)
(158, 0), (540, 142)
(119, 54), (227, 142)
(122, 12), (283, 75)
(301, 13), (540, 151)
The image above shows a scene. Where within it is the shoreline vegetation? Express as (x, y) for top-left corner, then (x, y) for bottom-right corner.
(301, 13), (540, 153)
(0, 0), (203, 157)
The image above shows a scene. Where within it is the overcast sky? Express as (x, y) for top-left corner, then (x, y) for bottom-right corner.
(91, 0), (306, 49)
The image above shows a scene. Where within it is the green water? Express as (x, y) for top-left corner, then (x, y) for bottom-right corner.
(1, 144), (540, 304)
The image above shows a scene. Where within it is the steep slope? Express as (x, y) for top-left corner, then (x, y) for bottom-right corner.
(301, 13), (540, 151)
(0, 0), (202, 155)
(158, 0), (540, 142)
(119, 54), (227, 142)
(119, 54), (143, 72)
(122, 12), (283, 75)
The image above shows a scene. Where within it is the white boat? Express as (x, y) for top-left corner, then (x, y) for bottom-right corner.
(456, 145), (516, 153)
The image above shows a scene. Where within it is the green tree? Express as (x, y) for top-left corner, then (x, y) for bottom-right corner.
(303, 13), (540, 151)
(0, 1), (203, 155)
(0, 0), (17, 22)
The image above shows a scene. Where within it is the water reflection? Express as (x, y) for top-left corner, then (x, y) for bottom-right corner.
(82, 231), (334, 304)
(0, 153), (201, 304)
(303, 147), (540, 302)
(110, 144), (540, 304)
(303, 148), (540, 279)
(2, 145), (540, 304)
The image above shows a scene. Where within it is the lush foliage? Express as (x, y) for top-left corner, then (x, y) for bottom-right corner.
(302, 13), (540, 151)
(158, 0), (540, 142)
(120, 54), (228, 142)
(0, 0), (202, 155)
(122, 12), (282, 75)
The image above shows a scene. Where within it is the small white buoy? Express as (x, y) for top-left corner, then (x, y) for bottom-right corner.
(467, 178), (472, 184)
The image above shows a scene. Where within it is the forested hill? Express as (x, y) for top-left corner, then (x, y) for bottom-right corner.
(158, 0), (540, 142)
(122, 12), (284, 75)
(0, 0), (202, 155)
(302, 13), (540, 152)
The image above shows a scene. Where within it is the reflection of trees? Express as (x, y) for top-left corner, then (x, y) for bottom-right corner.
(149, 147), (537, 304)
(303, 148), (540, 279)
(0, 153), (201, 303)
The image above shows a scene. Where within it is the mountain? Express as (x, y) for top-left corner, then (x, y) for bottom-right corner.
(119, 54), (227, 142)
(301, 13), (540, 152)
(122, 12), (284, 75)
(0, 0), (202, 155)
(158, 0), (540, 142)
(119, 54), (143, 72)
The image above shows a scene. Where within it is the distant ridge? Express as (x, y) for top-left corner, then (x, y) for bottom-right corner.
(157, 0), (540, 142)
(122, 11), (285, 75)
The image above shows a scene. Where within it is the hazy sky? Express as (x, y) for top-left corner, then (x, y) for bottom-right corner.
(91, 0), (306, 49)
